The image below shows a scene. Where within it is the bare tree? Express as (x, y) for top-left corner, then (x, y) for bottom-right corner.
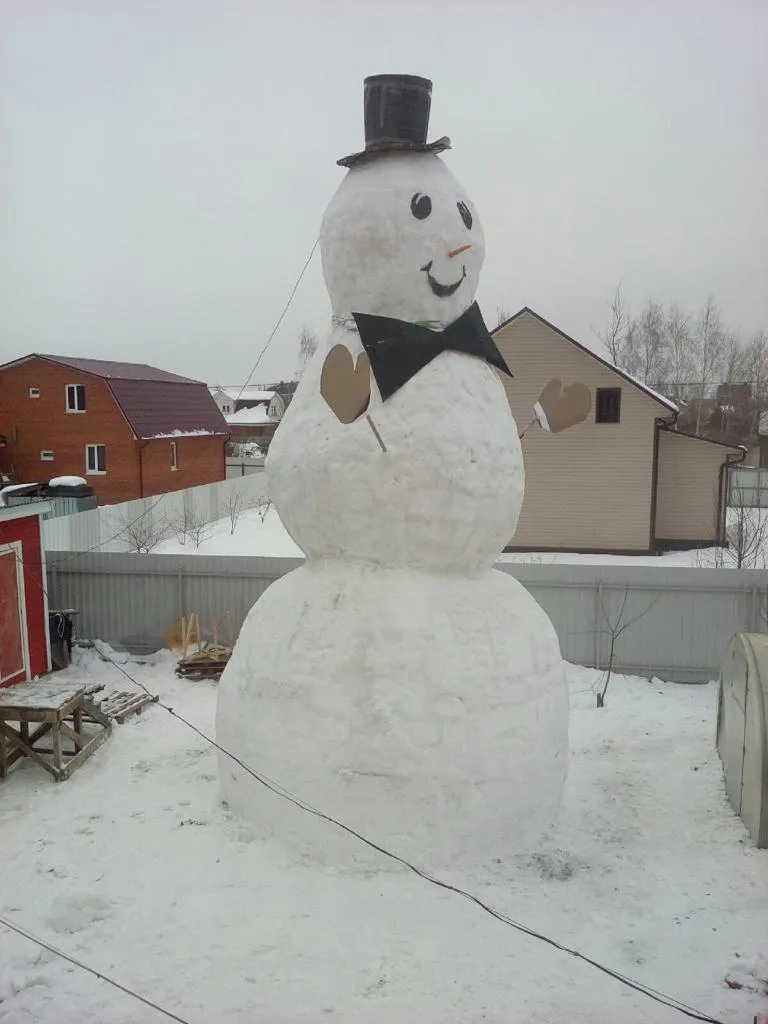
(593, 590), (658, 708)
(173, 504), (212, 549)
(224, 487), (248, 535)
(297, 327), (318, 377)
(624, 299), (669, 390)
(692, 296), (727, 435)
(725, 490), (768, 569)
(496, 307), (512, 328)
(594, 281), (631, 365)
(114, 508), (169, 554)
(255, 497), (272, 523)
(664, 304), (693, 405)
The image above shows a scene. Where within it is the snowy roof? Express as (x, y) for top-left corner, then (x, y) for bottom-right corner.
(148, 429), (220, 439)
(226, 405), (273, 426)
(494, 307), (678, 415)
(211, 386), (276, 402)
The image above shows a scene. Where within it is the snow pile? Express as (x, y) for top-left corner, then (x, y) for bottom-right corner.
(225, 405), (272, 425)
(48, 476), (87, 488)
(0, 648), (765, 1023)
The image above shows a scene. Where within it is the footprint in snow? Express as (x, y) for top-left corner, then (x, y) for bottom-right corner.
(46, 894), (116, 935)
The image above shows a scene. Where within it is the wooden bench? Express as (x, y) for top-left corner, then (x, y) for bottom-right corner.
(0, 682), (111, 782)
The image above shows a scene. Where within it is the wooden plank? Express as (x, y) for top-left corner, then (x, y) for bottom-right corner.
(0, 723), (61, 779)
(59, 727), (110, 781)
(59, 721), (85, 750)
(51, 725), (62, 774)
(0, 682), (84, 712)
(81, 699), (111, 728)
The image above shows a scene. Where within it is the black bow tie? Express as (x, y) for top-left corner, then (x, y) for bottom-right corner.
(352, 302), (513, 401)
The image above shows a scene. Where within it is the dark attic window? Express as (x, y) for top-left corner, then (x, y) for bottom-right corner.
(596, 387), (621, 424)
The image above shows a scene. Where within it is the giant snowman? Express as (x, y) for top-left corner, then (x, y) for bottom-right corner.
(217, 75), (568, 870)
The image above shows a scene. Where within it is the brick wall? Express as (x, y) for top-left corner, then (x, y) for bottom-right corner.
(139, 435), (226, 497)
(0, 358), (139, 504)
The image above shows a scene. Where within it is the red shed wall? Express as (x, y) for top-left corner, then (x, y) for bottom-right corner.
(0, 513), (50, 686)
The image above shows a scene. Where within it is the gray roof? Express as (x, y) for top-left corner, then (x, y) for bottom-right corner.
(0, 353), (227, 439)
(38, 354), (203, 384)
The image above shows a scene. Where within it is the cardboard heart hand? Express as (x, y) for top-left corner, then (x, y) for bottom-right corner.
(320, 345), (371, 424)
(534, 378), (592, 433)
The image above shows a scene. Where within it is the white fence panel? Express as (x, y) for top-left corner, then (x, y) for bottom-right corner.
(730, 468), (768, 508)
(44, 555), (768, 683)
(41, 474), (270, 552)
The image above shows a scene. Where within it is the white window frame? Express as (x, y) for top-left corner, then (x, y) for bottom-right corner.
(28, 387), (40, 399)
(65, 383), (86, 413)
(40, 450), (55, 461)
(170, 441), (178, 471)
(85, 443), (106, 475)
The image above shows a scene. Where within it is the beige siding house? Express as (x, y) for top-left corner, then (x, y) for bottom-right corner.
(494, 308), (745, 553)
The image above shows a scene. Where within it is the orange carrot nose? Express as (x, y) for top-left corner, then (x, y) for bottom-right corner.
(448, 244), (472, 259)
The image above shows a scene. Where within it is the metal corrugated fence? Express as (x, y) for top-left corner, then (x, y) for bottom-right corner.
(45, 553), (768, 683)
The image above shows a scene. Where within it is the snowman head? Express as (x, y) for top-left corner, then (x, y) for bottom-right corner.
(320, 152), (485, 326)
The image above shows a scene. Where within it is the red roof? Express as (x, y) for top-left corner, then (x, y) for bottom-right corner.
(0, 353), (228, 440)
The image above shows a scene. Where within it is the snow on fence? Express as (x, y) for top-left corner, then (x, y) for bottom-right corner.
(41, 473), (270, 552)
(44, 555), (768, 683)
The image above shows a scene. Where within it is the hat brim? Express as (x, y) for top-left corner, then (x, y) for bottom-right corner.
(337, 136), (451, 168)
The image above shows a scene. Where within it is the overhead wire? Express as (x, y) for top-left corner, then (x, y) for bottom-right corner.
(2, 232), (728, 1023)
(0, 914), (193, 1024)
(38, 235), (319, 571)
(87, 647), (727, 1024)
(5, 539), (729, 1024)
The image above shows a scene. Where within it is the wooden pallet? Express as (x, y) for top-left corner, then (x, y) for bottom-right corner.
(174, 612), (233, 681)
(98, 691), (158, 724)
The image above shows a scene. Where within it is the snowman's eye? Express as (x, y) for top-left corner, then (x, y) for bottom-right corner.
(410, 193), (432, 220)
(457, 201), (473, 230)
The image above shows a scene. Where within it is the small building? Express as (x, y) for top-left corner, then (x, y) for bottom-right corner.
(222, 388), (285, 450)
(0, 355), (229, 504)
(209, 385), (285, 421)
(0, 504), (51, 687)
(494, 308), (745, 553)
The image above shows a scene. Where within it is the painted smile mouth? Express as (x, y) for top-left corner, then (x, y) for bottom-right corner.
(420, 260), (467, 298)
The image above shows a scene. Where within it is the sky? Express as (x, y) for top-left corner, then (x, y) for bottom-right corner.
(2, 0), (766, 386)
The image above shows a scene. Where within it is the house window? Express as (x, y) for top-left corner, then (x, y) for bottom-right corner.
(28, 387), (40, 399)
(596, 387), (621, 424)
(66, 384), (86, 412)
(85, 443), (106, 474)
(40, 450), (55, 461)
(170, 441), (178, 470)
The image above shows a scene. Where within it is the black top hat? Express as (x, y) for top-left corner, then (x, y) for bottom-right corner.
(337, 74), (451, 168)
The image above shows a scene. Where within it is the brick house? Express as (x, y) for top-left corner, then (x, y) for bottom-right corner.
(0, 355), (229, 504)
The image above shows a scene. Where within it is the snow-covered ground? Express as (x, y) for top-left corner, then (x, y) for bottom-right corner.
(154, 505), (303, 558)
(152, 503), (768, 569)
(1, 648), (766, 1023)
